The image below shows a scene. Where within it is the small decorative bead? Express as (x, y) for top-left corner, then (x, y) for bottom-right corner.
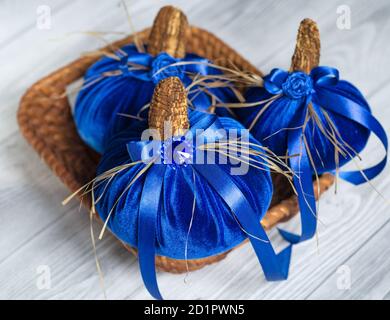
(160, 136), (193, 168)
(151, 53), (183, 84)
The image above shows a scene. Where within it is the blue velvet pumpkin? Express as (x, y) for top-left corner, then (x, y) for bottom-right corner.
(93, 111), (272, 259)
(236, 67), (371, 174)
(73, 45), (235, 153)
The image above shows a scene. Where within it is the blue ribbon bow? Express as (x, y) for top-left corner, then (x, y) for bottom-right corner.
(115, 45), (213, 85)
(127, 116), (292, 299)
(263, 66), (387, 244)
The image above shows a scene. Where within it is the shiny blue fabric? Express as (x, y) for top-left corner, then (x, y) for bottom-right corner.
(94, 110), (296, 299)
(73, 45), (235, 153)
(94, 111), (273, 260)
(236, 66), (387, 245)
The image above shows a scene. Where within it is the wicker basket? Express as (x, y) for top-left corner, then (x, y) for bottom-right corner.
(17, 7), (334, 274)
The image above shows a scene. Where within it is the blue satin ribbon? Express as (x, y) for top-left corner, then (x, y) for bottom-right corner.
(138, 164), (166, 300)
(263, 66), (387, 244)
(193, 163), (292, 280)
(127, 116), (292, 299)
(279, 100), (317, 244)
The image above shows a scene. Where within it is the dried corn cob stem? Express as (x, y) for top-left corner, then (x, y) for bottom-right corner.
(148, 77), (189, 139)
(147, 6), (188, 58)
(290, 18), (320, 73)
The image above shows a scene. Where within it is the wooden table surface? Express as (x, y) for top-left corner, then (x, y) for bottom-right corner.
(1, 0), (390, 300)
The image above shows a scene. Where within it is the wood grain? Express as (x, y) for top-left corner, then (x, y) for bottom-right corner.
(1, 0), (390, 299)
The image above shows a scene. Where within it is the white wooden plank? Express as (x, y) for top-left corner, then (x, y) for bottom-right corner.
(307, 220), (390, 300)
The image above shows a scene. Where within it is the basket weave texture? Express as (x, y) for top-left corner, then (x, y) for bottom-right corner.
(18, 26), (334, 273)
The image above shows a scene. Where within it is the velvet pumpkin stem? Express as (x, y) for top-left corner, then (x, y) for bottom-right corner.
(148, 77), (189, 140)
(147, 5), (188, 58)
(290, 18), (321, 73)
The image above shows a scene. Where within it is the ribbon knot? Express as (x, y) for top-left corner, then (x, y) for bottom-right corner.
(150, 53), (184, 84)
(115, 45), (210, 85)
(127, 114), (226, 165)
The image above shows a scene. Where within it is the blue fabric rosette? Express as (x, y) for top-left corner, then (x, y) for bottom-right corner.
(73, 45), (235, 153)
